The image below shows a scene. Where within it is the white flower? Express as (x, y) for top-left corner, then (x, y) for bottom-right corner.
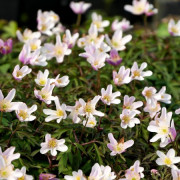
(113, 66), (131, 86)
(43, 96), (67, 123)
(156, 149), (180, 169)
(168, 19), (180, 36)
(120, 109), (140, 129)
(155, 86), (171, 104)
(12, 65), (32, 81)
(106, 29), (132, 51)
(0, 146), (20, 165)
(26, 38), (41, 51)
(53, 74), (70, 87)
(88, 163), (102, 180)
(34, 79), (55, 104)
(64, 169), (86, 180)
(124, 0), (148, 15)
(111, 18), (133, 32)
(100, 164), (116, 180)
(175, 108), (180, 115)
(66, 100), (82, 124)
(16, 28), (41, 43)
(79, 96), (104, 118)
(0, 89), (18, 112)
(70, 1), (91, 14)
(43, 35), (71, 63)
(15, 166), (33, 180)
(142, 87), (157, 106)
(143, 101), (161, 118)
(63, 29), (79, 48)
(130, 62), (152, 81)
(77, 24), (104, 48)
(91, 12), (110, 32)
(171, 169), (180, 180)
(123, 95), (143, 114)
(107, 133), (134, 156)
(129, 160), (144, 178)
(101, 84), (121, 105)
(144, 3), (158, 16)
(15, 103), (37, 122)
(40, 134), (68, 156)
(83, 115), (97, 128)
(35, 69), (50, 86)
(30, 54), (47, 67)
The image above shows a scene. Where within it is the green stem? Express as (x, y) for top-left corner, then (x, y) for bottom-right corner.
(76, 14), (82, 27)
(0, 111), (3, 125)
(143, 15), (147, 32)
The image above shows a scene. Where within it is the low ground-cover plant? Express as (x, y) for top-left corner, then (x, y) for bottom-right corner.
(0, 0), (180, 179)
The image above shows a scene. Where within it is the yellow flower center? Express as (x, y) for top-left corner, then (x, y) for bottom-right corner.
(0, 166), (11, 178)
(57, 79), (62, 84)
(39, 78), (46, 86)
(18, 110), (29, 120)
(114, 143), (124, 152)
(55, 48), (63, 56)
(48, 138), (57, 148)
(31, 44), (38, 51)
(93, 60), (99, 66)
(76, 176), (81, 180)
(159, 126), (168, 135)
(41, 24), (47, 31)
(134, 5), (144, 14)
(39, 91), (49, 100)
(85, 104), (93, 113)
(171, 27), (179, 33)
(164, 157), (172, 165)
(103, 95), (111, 103)
(56, 109), (64, 117)
(0, 100), (11, 111)
(133, 70), (140, 77)
(18, 176), (25, 180)
(122, 115), (130, 124)
(88, 120), (96, 126)
(145, 90), (152, 98)
(16, 70), (23, 77)
(94, 21), (101, 29)
(112, 41), (119, 48)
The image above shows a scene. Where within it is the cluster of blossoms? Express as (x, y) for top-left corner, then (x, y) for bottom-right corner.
(0, 146), (33, 179)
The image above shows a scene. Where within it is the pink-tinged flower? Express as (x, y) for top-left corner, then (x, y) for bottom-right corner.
(79, 96), (104, 118)
(40, 134), (68, 156)
(123, 95), (143, 114)
(120, 169), (141, 180)
(171, 169), (180, 180)
(156, 149), (180, 169)
(111, 18), (133, 32)
(66, 100), (82, 124)
(168, 19), (180, 36)
(70, 1), (91, 14)
(142, 86), (157, 106)
(143, 101), (161, 119)
(52, 23), (65, 35)
(43, 96), (67, 123)
(129, 160), (144, 178)
(175, 108), (180, 115)
(12, 65), (32, 81)
(16, 28), (41, 43)
(155, 86), (171, 104)
(100, 164), (116, 180)
(64, 170), (86, 180)
(92, 12), (110, 32)
(63, 29), (79, 48)
(53, 74), (70, 88)
(39, 173), (58, 180)
(120, 109), (140, 129)
(0, 146), (20, 165)
(106, 49), (122, 66)
(124, 0), (148, 15)
(144, 3), (158, 16)
(151, 169), (159, 175)
(43, 35), (71, 63)
(113, 66), (132, 86)
(15, 167), (33, 180)
(106, 29), (132, 51)
(0, 89), (19, 112)
(130, 62), (152, 81)
(101, 84), (121, 105)
(88, 163), (103, 180)
(83, 114), (97, 128)
(26, 38), (41, 51)
(34, 79), (55, 104)
(107, 133), (134, 156)
(0, 38), (13, 55)
(19, 44), (40, 64)
(15, 103), (37, 122)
